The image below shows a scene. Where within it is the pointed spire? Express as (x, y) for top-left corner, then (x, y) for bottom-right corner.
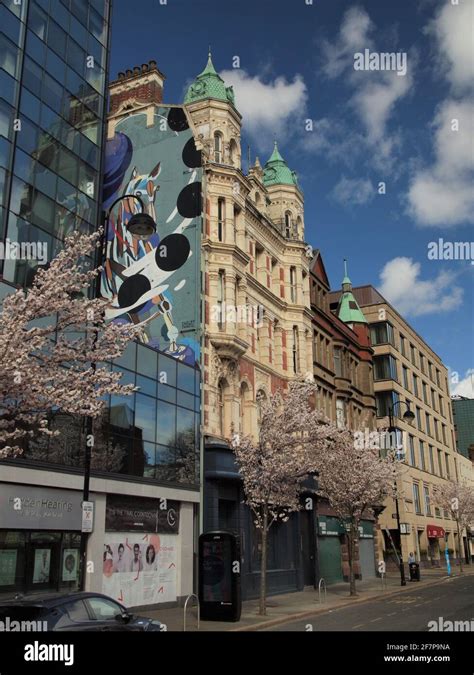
(342, 258), (351, 288)
(336, 259), (367, 325)
(200, 48), (218, 77)
(254, 156), (261, 169)
(268, 140), (285, 163)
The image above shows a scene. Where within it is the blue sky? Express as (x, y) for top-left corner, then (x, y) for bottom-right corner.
(110, 0), (473, 396)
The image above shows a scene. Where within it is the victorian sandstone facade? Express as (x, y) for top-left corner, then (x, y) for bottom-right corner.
(183, 53), (312, 447)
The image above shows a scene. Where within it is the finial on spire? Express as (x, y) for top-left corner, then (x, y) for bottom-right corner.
(344, 258), (348, 278)
(208, 45), (212, 59)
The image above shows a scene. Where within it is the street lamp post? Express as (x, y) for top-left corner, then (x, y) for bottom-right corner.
(78, 195), (154, 591)
(388, 400), (415, 587)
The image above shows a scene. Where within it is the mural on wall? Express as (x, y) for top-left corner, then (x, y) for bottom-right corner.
(102, 107), (202, 366)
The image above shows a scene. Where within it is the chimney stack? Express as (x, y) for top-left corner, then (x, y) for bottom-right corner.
(108, 60), (166, 114)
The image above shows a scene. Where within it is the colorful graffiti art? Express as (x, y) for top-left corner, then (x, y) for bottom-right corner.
(102, 107), (202, 366)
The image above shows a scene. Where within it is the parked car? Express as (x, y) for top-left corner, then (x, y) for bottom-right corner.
(0, 592), (163, 631)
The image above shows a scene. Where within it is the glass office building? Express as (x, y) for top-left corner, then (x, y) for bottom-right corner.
(0, 2), (200, 605)
(0, 0), (110, 288)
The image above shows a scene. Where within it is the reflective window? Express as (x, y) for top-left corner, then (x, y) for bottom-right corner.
(29, 3), (48, 40)
(25, 30), (46, 67)
(42, 73), (64, 113)
(22, 57), (43, 97)
(135, 393), (157, 443)
(0, 99), (14, 140)
(45, 49), (66, 88)
(156, 401), (176, 447)
(0, 68), (17, 105)
(0, 33), (21, 79)
(0, 136), (11, 169)
(177, 362), (194, 393)
(46, 20), (67, 56)
(20, 89), (41, 125)
(0, 5), (22, 45)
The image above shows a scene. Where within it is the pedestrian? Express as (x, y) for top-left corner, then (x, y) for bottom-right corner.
(408, 551), (416, 564)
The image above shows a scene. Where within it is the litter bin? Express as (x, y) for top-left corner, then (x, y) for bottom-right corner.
(409, 562), (420, 581)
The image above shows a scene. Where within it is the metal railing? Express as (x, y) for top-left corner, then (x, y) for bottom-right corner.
(318, 578), (327, 603)
(183, 593), (200, 632)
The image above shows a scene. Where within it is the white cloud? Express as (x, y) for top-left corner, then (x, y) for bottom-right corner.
(428, 0), (474, 93)
(331, 176), (374, 206)
(321, 6), (374, 79)
(220, 69), (308, 151)
(317, 6), (413, 171)
(450, 369), (474, 398)
(378, 257), (463, 316)
(407, 98), (474, 226)
(407, 1), (474, 227)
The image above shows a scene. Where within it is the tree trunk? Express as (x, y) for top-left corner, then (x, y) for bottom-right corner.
(348, 521), (357, 596)
(456, 518), (464, 573)
(259, 507), (268, 615)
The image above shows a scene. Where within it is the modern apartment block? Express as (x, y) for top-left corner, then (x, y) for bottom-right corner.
(0, 0), (113, 597)
(329, 285), (472, 567)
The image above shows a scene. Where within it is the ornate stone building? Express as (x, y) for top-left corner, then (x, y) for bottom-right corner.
(184, 53), (314, 597)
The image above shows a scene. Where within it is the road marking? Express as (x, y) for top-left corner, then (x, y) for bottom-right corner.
(370, 617), (383, 623)
(387, 612), (397, 616)
(352, 623), (365, 629)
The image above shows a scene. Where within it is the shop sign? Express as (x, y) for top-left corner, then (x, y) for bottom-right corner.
(427, 524), (445, 539)
(0, 483), (82, 530)
(105, 495), (180, 534)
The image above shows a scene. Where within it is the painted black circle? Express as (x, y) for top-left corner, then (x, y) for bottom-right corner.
(167, 107), (189, 132)
(177, 182), (202, 219)
(182, 137), (202, 168)
(155, 233), (190, 272)
(118, 274), (151, 311)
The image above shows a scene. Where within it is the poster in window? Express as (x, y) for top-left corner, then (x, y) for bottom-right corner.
(0, 550), (17, 586)
(62, 549), (79, 581)
(33, 549), (51, 584)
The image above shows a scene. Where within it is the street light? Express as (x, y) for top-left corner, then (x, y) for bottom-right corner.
(79, 194), (154, 591)
(388, 400), (415, 587)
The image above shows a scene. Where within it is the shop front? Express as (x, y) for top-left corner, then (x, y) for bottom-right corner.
(0, 483), (83, 597)
(427, 524), (445, 566)
(102, 495), (180, 607)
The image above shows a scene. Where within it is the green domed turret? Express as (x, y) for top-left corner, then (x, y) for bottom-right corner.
(263, 141), (298, 187)
(184, 50), (235, 106)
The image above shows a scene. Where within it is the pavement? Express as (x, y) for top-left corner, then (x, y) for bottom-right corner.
(145, 564), (474, 632)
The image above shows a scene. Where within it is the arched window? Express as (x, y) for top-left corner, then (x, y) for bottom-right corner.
(285, 211), (292, 238)
(256, 389), (267, 426)
(240, 382), (252, 435)
(218, 379), (228, 436)
(255, 191), (261, 207)
(217, 198), (225, 242)
(296, 216), (302, 239)
(214, 132), (223, 163)
(290, 266), (297, 303)
(229, 138), (238, 166)
(292, 326), (299, 374)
